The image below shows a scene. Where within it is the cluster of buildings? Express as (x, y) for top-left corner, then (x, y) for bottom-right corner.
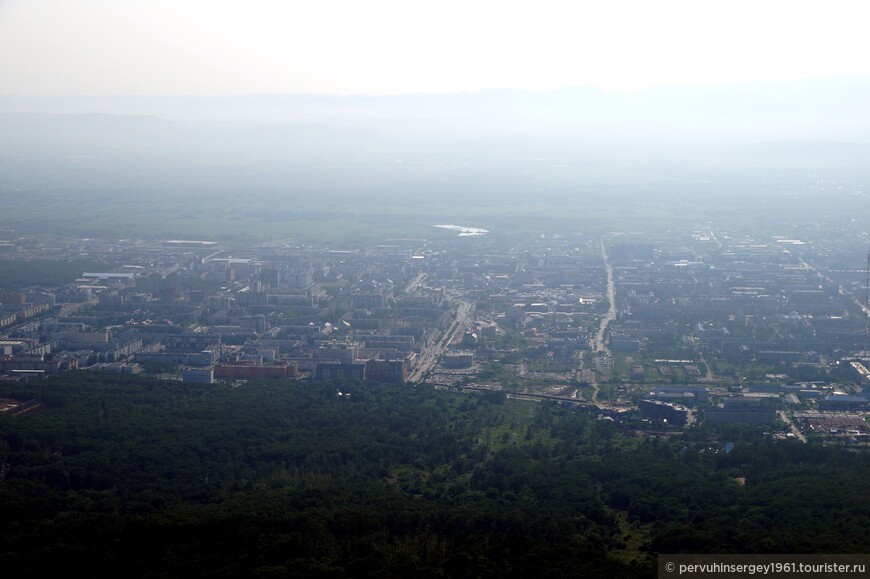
(1, 238), (447, 385)
(609, 232), (868, 363)
(0, 228), (868, 443)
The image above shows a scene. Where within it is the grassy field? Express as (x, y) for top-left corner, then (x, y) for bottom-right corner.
(0, 181), (752, 244)
(2, 174), (863, 247)
(6, 202), (696, 245)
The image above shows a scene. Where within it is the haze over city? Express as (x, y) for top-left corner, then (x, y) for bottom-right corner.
(2, 2), (870, 577)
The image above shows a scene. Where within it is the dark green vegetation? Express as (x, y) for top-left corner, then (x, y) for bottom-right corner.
(2, 374), (869, 577)
(0, 258), (111, 290)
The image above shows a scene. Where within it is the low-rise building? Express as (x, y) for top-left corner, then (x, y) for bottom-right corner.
(183, 366), (215, 384)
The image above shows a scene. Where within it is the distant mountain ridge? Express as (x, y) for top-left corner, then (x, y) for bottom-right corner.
(2, 76), (870, 196)
(1, 75), (870, 142)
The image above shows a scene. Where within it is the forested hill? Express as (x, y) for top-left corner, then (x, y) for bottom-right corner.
(1, 373), (869, 577)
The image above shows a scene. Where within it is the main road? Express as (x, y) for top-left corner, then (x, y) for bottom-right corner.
(588, 239), (616, 405)
(779, 410), (808, 443)
(594, 239), (616, 353)
(798, 256), (870, 324)
(407, 299), (474, 383)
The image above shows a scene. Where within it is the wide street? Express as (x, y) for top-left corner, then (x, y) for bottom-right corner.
(407, 299), (474, 383)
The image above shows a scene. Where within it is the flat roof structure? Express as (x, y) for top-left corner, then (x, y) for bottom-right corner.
(82, 272), (136, 279)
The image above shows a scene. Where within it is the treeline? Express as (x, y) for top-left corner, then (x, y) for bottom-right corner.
(0, 372), (868, 577)
(0, 258), (112, 290)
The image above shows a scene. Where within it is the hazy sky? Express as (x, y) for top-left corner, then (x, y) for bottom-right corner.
(2, 0), (869, 96)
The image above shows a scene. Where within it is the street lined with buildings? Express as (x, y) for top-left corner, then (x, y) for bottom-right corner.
(0, 228), (868, 444)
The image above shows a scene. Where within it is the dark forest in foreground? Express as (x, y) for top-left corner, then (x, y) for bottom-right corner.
(1, 373), (868, 577)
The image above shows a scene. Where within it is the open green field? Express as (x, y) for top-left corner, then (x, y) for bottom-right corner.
(1, 176), (834, 245)
(0, 189), (677, 243)
(0, 258), (114, 290)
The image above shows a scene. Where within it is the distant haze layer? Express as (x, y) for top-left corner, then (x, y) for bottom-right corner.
(0, 79), (868, 243)
(2, 1), (870, 95)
